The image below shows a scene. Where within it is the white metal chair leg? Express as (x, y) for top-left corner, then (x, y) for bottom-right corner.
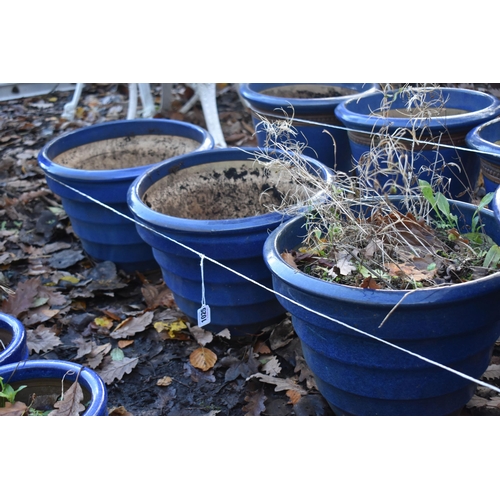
(180, 83), (226, 148)
(127, 84), (138, 119)
(62, 83), (84, 120)
(138, 83), (155, 118)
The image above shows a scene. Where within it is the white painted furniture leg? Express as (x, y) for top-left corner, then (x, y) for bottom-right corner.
(127, 84), (138, 119)
(138, 83), (155, 118)
(62, 83), (84, 120)
(180, 83), (226, 148)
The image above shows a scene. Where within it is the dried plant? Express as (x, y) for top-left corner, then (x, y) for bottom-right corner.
(253, 85), (500, 290)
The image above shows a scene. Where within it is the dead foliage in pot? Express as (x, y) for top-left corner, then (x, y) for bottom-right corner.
(257, 84), (500, 290)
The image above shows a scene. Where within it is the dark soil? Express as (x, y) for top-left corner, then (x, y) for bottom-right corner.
(1, 83), (499, 416)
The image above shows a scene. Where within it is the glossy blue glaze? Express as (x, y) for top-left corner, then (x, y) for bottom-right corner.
(335, 87), (500, 201)
(466, 116), (500, 193)
(38, 119), (214, 273)
(0, 359), (108, 415)
(239, 83), (379, 174)
(0, 313), (28, 367)
(128, 147), (333, 336)
(264, 199), (500, 415)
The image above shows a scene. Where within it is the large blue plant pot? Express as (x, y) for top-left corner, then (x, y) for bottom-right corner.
(335, 87), (500, 201)
(0, 359), (108, 415)
(264, 199), (500, 415)
(0, 313), (28, 367)
(239, 83), (379, 174)
(466, 116), (500, 193)
(128, 147), (333, 336)
(38, 119), (214, 273)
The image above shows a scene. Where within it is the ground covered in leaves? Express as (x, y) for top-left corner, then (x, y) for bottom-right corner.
(1, 83), (499, 415)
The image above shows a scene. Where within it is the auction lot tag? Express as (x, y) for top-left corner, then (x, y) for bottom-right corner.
(197, 304), (211, 328)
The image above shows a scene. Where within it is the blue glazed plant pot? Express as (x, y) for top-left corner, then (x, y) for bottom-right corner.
(128, 147), (333, 336)
(335, 87), (500, 202)
(37, 119), (214, 273)
(0, 359), (108, 416)
(466, 116), (500, 193)
(0, 313), (28, 367)
(263, 199), (500, 415)
(239, 83), (379, 173)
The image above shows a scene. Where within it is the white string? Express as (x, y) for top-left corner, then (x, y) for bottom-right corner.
(258, 110), (500, 160)
(200, 255), (206, 307)
(44, 173), (500, 395)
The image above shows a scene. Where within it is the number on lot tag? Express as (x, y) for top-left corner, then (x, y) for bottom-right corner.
(197, 304), (211, 328)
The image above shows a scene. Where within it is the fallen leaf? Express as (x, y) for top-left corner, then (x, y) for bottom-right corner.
(466, 395), (488, 408)
(216, 328), (231, 339)
(360, 276), (381, 289)
(188, 324), (213, 346)
(242, 389), (267, 416)
(286, 389), (302, 405)
(0, 401), (28, 416)
(157, 376), (173, 387)
(93, 316), (114, 329)
(189, 347), (217, 372)
(109, 406), (133, 416)
(111, 311), (154, 339)
(48, 381), (85, 416)
(0, 277), (39, 317)
(247, 373), (307, 394)
(154, 319), (190, 340)
(48, 249), (85, 269)
(141, 282), (176, 309)
(294, 354), (318, 390)
(483, 364), (500, 380)
(96, 356), (139, 384)
(86, 343), (112, 369)
(71, 336), (92, 357)
(335, 251), (357, 276)
(26, 324), (62, 354)
(262, 355), (282, 376)
(117, 339), (134, 349)
(281, 251), (298, 269)
(254, 340), (271, 354)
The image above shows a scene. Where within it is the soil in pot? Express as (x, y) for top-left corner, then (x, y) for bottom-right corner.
(381, 107), (469, 118)
(53, 135), (200, 170)
(142, 160), (314, 219)
(260, 84), (358, 99)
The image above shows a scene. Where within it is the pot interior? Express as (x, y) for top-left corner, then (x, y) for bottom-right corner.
(0, 328), (12, 352)
(142, 160), (317, 220)
(53, 135), (201, 170)
(8, 377), (92, 413)
(261, 84), (357, 99)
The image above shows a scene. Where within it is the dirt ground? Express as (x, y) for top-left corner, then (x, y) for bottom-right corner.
(1, 83), (499, 416)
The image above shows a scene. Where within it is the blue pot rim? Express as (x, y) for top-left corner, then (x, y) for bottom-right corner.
(0, 313), (25, 364)
(335, 87), (500, 132)
(466, 115), (500, 161)
(239, 83), (379, 114)
(37, 118), (214, 182)
(0, 359), (107, 416)
(264, 197), (500, 306)
(128, 146), (334, 234)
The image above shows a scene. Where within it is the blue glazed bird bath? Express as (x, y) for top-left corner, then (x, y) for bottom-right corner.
(264, 198), (500, 415)
(38, 119), (214, 273)
(128, 147), (333, 336)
